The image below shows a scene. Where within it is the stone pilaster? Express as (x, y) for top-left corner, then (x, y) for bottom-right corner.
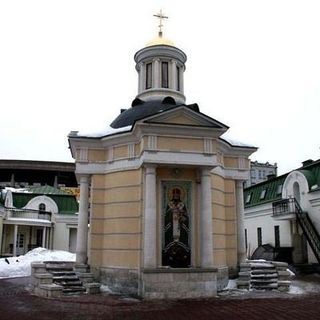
(153, 59), (160, 88)
(170, 60), (177, 90)
(76, 175), (90, 264)
(236, 180), (246, 263)
(143, 165), (157, 268)
(200, 168), (214, 268)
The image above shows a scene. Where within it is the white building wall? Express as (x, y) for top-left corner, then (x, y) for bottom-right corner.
(244, 203), (292, 257)
(53, 222), (69, 251)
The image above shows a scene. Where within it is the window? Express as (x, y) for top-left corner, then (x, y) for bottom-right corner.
(161, 61), (169, 88)
(146, 63), (152, 89)
(276, 184), (283, 195)
(245, 193), (252, 204)
(260, 189), (267, 200)
(176, 66), (180, 91)
(39, 203), (46, 212)
(274, 225), (280, 247)
(257, 227), (262, 246)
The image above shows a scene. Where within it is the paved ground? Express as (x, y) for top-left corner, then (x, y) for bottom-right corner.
(1, 276), (320, 320)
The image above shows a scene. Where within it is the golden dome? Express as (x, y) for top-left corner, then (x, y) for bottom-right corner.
(146, 34), (175, 47)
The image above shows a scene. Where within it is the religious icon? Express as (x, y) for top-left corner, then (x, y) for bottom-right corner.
(162, 182), (191, 268)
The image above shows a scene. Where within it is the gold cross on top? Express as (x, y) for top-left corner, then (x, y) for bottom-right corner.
(153, 9), (168, 37)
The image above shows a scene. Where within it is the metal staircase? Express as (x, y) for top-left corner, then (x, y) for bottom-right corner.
(273, 198), (320, 264)
(294, 199), (320, 263)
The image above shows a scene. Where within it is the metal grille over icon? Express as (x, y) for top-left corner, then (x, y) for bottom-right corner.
(162, 181), (191, 268)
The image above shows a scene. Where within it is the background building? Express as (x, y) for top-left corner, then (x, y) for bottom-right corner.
(0, 185), (78, 257)
(0, 159), (77, 189)
(244, 158), (320, 266)
(245, 161), (277, 188)
(0, 160), (79, 257)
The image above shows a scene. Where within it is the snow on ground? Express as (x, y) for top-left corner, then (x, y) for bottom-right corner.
(0, 247), (75, 279)
(100, 285), (113, 293)
(220, 273), (320, 299)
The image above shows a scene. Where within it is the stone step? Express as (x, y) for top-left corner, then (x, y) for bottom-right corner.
(62, 286), (86, 294)
(251, 283), (278, 289)
(53, 275), (79, 282)
(56, 280), (83, 287)
(50, 271), (76, 276)
(251, 279), (278, 284)
(47, 267), (74, 272)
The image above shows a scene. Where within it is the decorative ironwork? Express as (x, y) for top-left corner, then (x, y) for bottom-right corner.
(162, 181), (191, 268)
(272, 198), (295, 216)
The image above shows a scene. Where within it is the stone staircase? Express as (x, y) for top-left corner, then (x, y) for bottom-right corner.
(237, 260), (291, 291)
(31, 261), (100, 298)
(46, 261), (86, 295)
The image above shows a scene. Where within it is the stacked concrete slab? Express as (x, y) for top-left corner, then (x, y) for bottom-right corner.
(237, 260), (291, 291)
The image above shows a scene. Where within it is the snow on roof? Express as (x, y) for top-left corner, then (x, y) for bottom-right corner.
(6, 217), (52, 224)
(3, 187), (31, 193)
(220, 134), (256, 148)
(0, 247), (75, 279)
(76, 125), (132, 138)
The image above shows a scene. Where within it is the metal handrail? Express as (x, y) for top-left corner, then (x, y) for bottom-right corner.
(293, 198), (320, 263)
(272, 198), (296, 216)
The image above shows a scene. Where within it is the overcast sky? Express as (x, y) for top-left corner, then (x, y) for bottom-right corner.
(0, 0), (319, 175)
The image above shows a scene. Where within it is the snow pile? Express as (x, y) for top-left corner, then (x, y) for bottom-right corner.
(0, 247), (75, 279)
(100, 285), (113, 293)
(287, 268), (295, 277)
(225, 279), (238, 290)
(289, 285), (305, 295)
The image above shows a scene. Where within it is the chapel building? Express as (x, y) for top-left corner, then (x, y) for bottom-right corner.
(68, 20), (256, 298)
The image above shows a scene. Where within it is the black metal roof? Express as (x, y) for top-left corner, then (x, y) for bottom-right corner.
(110, 97), (200, 129)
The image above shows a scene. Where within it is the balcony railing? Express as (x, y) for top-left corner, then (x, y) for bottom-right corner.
(7, 208), (52, 222)
(272, 198), (297, 216)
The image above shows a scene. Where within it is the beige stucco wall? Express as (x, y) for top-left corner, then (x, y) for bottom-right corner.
(157, 137), (203, 152)
(224, 157), (238, 168)
(89, 166), (239, 270)
(88, 149), (106, 162)
(211, 174), (237, 268)
(90, 169), (142, 269)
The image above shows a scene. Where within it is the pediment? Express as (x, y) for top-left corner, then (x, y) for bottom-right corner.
(142, 106), (228, 129)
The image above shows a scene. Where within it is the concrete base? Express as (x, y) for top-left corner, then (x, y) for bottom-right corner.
(84, 282), (101, 294)
(97, 267), (139, 295)
(217, 267), (229, 291)
(142, 268), (218, 299)
(35, 284), (63, 298)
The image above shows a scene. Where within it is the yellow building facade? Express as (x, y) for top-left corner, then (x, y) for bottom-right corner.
(69, 29), (256, 298)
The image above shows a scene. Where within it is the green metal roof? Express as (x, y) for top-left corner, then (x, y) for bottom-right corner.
(244, 174), (288, 208)
(299, 159), (320, 189)
(245, 158), (320, 208)
(11, 186), (78, 215)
